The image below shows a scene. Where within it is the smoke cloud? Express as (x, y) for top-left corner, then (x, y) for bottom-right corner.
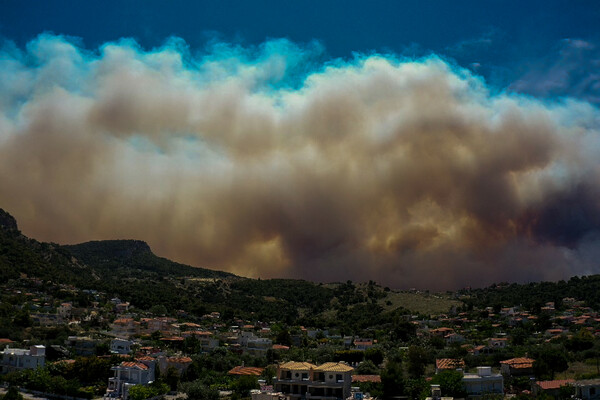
(1, 34), (600, 289)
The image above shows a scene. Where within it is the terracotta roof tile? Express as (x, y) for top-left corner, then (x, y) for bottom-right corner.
(314, 362), (354, 373)
(352, 375), (381, 383)
(228, 366), (264, 376)
(537, 379), (574, 390)
(168, 356), (193, 363)
(436, 358), (465, 370)
(500, 357), (535, 368)
(121, 362), (149, 370)
(279, 361), (317, 371)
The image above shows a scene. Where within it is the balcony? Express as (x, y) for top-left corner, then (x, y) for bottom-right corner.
(306, 381), (344, 388)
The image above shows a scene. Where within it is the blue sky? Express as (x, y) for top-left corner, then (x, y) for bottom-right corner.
(1, 1), (599, 102)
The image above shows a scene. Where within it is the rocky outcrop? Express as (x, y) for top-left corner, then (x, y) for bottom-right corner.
(0, 208), (18, 232)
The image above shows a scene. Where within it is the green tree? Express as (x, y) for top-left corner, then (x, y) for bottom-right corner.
(164, 366), (180, 392)
(127, 385), (153, 400)
(407, 345), (429, 379)
(1, 386), (23, 400)
(356, 360), (380, 375)
(149, 305), (167, 316)
(391, 320), (416, 342)
(261, 365), (277, 385)
(180, 380), (219, 400)
(431, 370), (466, 398)
(364, 348), (384, 366)
(566, 329), (594, 352)
(13, 309), (31, 327)
(381, 358), (405, 399)
(276, 329), (292, 346)
(232, 375), (259, 397)
(533, 345), (569, 380)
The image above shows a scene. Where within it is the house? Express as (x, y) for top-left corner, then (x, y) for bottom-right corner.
(429, 327), (454, 337)
(140, 317), (176, 336)
(444, 333), (465, 344)
(115, 302), (130, 314)
(353, 338), (374, 351)
(488, 338), (508, 349)
(274, 361), (354, 400)
(0, 345), (46, 373)
(57, 303), (72, 320)
(469, 345), (490, 356)
(30, 313), (61, 326)
(111, 318), (139, 338)
(157, 355), (192, 376)
(436, 359), (465, 374)
(180, 331), (219, 352)
(532, 379), (574, 398)
(573, 379), (600, 400)
(462, 367), (503, 398)
(238, 332), (272, 356)
(499, 357), (535, 377)
(110, 338), (133, 355)
(275, 360), (315, 398)
(425, 384), (454, 400)
(104, 361), (155, 400)
(65, 336), (97, 356)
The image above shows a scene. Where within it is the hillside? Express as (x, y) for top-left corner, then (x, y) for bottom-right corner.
(0, 209), (98, 286)
(12, 207), (600, 328)
(64, 239), (233, 279)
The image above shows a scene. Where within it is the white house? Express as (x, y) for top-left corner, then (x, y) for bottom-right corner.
(104, 361), (154, 400)
(573, 379), (600, 400)
(462, 367), (503, 398)
(110, 338), (133, 355)
(238, 332), (272, 356)
(0, 345), (45, 373)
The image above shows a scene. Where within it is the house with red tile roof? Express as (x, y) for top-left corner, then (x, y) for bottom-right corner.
(435, 358), (465, 374)
(158, 355), (193, 376)
(228, 366), (265, 376)
(353, 338), (374, 351)
(500, 357), (535, 377)
(532, 379), (574, 397)
(104, 361), (155, 400)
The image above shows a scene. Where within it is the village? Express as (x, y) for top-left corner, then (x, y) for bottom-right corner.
(1, 274), (600, 400)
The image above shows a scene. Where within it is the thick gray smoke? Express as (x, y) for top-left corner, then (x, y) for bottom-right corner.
(1, 35), (600, 289)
